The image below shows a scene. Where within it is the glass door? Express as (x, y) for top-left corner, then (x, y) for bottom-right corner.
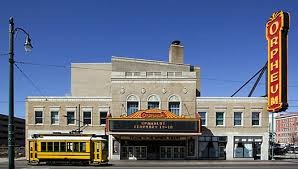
(140, 146), (147, 159)
(160, 146), (173, 159)
(173, 146), (179, 159)
(179, 146), (185, 159)
(160, 146), (166, 159)
(128, 146), (134, 159)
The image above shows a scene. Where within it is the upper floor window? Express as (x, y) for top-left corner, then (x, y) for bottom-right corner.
(167, 72), (182, 77)
(234, 112), (242, 126)
(66, 111), (75, 125)
(216, 112), (224, 126)
(168, 95), (180, 116)
(99, 111), (107, 125)
(252, 112), (260, 126)
(83, 111), (92, 125)
(199, 112), (206, 126)
(147, 72), (161, 77)
(125, 72), (140, 77)
(35, 111), (43, 124)
(148, 95), (160, 109)
(127, 95), (139, 115)
(50, 111), (59, 125)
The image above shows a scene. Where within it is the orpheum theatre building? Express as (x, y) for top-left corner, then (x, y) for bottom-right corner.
(26, 41), (269, 160)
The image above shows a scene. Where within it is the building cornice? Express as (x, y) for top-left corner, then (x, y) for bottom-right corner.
(26, 96), (112, 102)
(196, 97), (267, 103)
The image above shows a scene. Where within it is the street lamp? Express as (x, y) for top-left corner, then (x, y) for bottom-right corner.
(8, 17), (33, 169)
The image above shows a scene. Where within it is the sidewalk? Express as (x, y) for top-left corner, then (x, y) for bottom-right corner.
(0, 157), (26, 163)
(109, 159), (298, 166)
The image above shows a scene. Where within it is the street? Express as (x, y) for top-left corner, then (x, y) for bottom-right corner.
(0, 159), (298, 169)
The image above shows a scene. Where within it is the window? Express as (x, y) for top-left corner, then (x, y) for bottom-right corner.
(73, 142), (80, 152)
(50, 111), (59, 125)
(252, 112), (260, 126)
(216, 112), (224, 126)
(47, 142), (53, 152)
(199, 112), (206, 126)
(60, 142), (66, 152)
(35, 111), (43, 124)
(66, 111), (75, 125)
(127, 102), (138, 115)
(67, 142), (73, 152)
(54, 142), (59, 152)
(169, 102), (180, 115)
(147, 72), (161, 77)
(41, 142), (46, 152)
(168, 95), (180, 116)
(148, 95), (160, 109)
(83, 111), (91, 125)
(234, 112), (242, 126)
(113, 140), (120, 155)
(127, 95), (139, 115)
(80, 142), (86, 152)
(125, 72), (140, 77)
(100, 111), (107, 125)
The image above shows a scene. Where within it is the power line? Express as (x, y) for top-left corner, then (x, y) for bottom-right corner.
(13, 60), (298, 88)
(15, 61), (112, 71)
(14, 63), (45, 96)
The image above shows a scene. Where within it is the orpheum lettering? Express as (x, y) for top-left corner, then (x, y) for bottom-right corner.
(266, 11), (289, 112)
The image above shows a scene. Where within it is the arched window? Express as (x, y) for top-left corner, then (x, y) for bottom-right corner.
(147, 95), (160, 109)
(168, 95), (181, 116)
(127, 95), (139, 115)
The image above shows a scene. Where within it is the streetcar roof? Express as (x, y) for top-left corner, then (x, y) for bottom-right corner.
(31, 136), (106, 141)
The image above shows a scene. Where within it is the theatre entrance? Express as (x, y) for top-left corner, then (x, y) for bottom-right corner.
(120, 139), (187, 160)
(107, 109), (202, 160)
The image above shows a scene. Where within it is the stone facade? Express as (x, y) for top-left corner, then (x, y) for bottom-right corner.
(26, 42), (269, 160)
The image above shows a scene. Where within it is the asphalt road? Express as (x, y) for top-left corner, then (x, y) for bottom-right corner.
(1, 159), (298, 169)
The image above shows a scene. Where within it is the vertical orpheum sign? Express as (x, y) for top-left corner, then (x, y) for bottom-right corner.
(266, 11), (289, 112)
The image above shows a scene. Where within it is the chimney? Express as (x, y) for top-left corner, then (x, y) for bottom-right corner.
(169, 40), (184, 64)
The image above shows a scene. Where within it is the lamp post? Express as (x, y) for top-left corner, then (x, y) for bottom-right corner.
(8, 17), (33, 169)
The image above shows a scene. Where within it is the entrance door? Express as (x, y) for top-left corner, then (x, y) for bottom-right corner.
(173, 146), (185, 159)
(160, 146), (173, 159)
(29, 141), (37, 162)
(128, 146), (134, 159)
(93, 141), (101, 162)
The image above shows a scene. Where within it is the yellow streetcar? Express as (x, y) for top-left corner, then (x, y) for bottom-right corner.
(28, 134), (108, 165)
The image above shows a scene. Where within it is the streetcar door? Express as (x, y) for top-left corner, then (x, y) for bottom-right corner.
(93, 141), (101, 161)
(29, 141), (37, 161)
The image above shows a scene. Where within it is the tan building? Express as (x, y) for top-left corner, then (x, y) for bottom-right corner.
(26, 41), (269, 160)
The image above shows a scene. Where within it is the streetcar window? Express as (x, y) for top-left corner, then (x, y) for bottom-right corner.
(74, 142), (79, 152)
(80, 142), (86, 152)
(54, 142), (59, 152)
(67, 142), (73, 152)
(41, 142), (46, 152)
(60, 142), (66, 152)
(48, 142), (53, 152)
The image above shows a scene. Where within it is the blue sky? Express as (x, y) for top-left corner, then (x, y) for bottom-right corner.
(0, 0), (297, 118)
